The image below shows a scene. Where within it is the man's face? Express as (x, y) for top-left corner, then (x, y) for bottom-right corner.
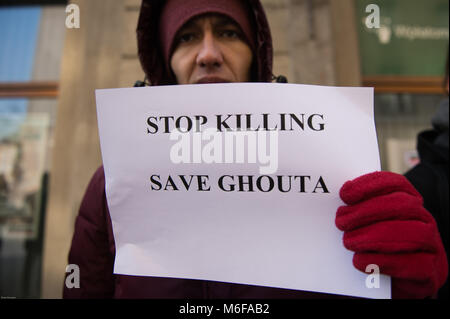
(170, 14), (253, 84)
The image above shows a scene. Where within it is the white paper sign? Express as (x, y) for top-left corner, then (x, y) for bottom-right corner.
(96, 83), (391, 299)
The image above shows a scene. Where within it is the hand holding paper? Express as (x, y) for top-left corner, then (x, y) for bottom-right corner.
(336, 171), (448, 299)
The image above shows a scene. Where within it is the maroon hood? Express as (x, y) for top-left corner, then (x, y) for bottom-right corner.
(136, 0), (274, 85)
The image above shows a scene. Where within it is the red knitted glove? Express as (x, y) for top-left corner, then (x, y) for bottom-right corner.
(336, 171), (448, 299)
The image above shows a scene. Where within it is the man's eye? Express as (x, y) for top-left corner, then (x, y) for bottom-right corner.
(220, 30), (240, 39)
(178, 33), (196, 43)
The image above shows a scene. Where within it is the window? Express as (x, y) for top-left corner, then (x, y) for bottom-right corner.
(0, 4), (65, 298)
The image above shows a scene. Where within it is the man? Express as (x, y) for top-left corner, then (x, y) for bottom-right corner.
(405, 54), (449, 299)
(64, 0), (447, 299)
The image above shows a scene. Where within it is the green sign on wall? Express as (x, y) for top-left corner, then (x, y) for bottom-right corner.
(356, 0), (449, 77)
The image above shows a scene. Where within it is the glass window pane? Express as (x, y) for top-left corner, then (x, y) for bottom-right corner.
(375, 93), (444, 173)
(0, 7), (42, 82)
(0, 97), (55, 298)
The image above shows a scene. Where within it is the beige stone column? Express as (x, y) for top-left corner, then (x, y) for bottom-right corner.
(262, 0), (361, 87)
(41, 0), (127, 298)
(330, 0), (362, 86)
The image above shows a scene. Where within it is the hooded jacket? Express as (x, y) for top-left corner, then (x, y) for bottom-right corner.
(63, 0), (345, 299)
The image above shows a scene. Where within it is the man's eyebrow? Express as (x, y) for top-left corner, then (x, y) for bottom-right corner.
(178, 19), (198, 31)
(212, 16), (240, 28)
(181, 15), (239, 29)
(178, 15), (240, 32)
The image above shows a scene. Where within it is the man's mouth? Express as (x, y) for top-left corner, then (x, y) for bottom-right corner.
(195, 76), (231, 84)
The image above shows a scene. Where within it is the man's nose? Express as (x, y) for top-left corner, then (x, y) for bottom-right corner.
(196, 33), (223, 68)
